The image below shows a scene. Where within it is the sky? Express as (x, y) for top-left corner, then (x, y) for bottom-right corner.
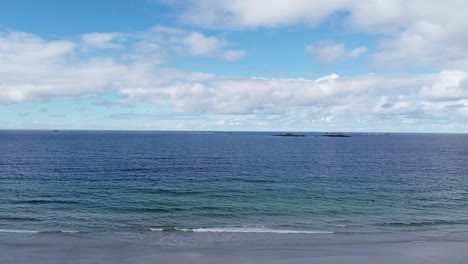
(0, 0), (467, 132)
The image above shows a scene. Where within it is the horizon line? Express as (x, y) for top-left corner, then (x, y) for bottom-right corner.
(0, 128), (466, 135)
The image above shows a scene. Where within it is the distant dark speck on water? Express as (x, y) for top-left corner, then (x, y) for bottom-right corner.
(273, 133), (305, 137)
(322, 134), (351, 137)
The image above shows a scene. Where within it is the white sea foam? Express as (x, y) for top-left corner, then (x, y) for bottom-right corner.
(150, 227), (191, 232)
(0, 229), (79, 234)
(0, 229), (40, 234)
(60, 230), (79, 234)
(192, 227), (333, 234)
(150, 227), (333, 234)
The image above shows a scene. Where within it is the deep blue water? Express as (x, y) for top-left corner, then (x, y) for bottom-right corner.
(1, 131), (468, 245)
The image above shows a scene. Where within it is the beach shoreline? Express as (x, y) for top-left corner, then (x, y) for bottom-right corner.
(1, 233), (467, 264)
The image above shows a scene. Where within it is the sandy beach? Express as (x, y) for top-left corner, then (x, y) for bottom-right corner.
(1, 233), (467, 264)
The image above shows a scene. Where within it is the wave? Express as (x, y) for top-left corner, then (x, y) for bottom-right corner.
(42, 230), (80, 234)
(150, 227), (192, 232)
(0, 229), (39, 234)
(378, 220), (468, 227)
(0, 229), (79, 234)
(123, 207), (187, 213)
(150, 226), (333, 234)
(0, 216), (41, 222)
(13, 199), (80, 205)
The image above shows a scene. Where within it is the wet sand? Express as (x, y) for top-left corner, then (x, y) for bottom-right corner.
(1, 234), (467, 264)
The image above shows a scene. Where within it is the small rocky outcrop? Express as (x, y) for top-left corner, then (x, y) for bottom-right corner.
(322, 134), (351, 137)
(273, 133), (305, 137)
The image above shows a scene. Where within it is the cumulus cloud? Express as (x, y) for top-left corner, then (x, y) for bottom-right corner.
(143, 25), (245, 59)
(0, 31), (130, 103)
(117, 69), (468, 126)
(348, 1), (468, 68)
(175, 0), (349, 29)
(81, 32), (124, 49)
(1, 29), (468, 131)
(216, 118), (242, 126)
(80, 25), (245, 61)
(172, 0), (467, 33)
(0, 26), (246, 103)
(420, 71), (468, 100)
(127, 41), (165, 64)
(182, 31), (226, 56)
(305, 41), (367, 63)
(0, 31), (75, 63)
(167, 0), (468, 69)
(222, 49), (246, 62)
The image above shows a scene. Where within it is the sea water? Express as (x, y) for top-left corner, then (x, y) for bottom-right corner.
(0, 131), (467, 246)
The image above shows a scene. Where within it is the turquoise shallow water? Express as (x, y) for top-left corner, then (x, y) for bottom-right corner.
(0, 131), (467, 245)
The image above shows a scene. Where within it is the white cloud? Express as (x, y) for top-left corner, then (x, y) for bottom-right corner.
(222, 49), (246, 62)
(0, 31), (130, 103)
(142, 25), (245, 60)
(176, 0), (349, 29)
(0, 32), (75, 63)
(0, 27), (245, 105)
(127, 41), (165, 64)
(168, 0), (468, 68)
(305, 41), (367, 63)
(216, 118), (242, 126)
(173, 0), (468, 34)
(1, 29), (468, 131)
(81, 33), (123, 49)
(182, 31), (226, 56)
(420, 71), (468, 100)
(371, 20), (468, 68)
(348, 1), (468, 68)
(117, 70), (468, 127)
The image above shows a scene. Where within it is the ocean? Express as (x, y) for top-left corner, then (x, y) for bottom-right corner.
(1, 130), (468, 247)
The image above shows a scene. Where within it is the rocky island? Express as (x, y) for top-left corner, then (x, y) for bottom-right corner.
(273, 133), (306, 137)
(322, 133), (351, 137)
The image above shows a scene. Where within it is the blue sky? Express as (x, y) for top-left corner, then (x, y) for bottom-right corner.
(1, 0), (467, 132)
